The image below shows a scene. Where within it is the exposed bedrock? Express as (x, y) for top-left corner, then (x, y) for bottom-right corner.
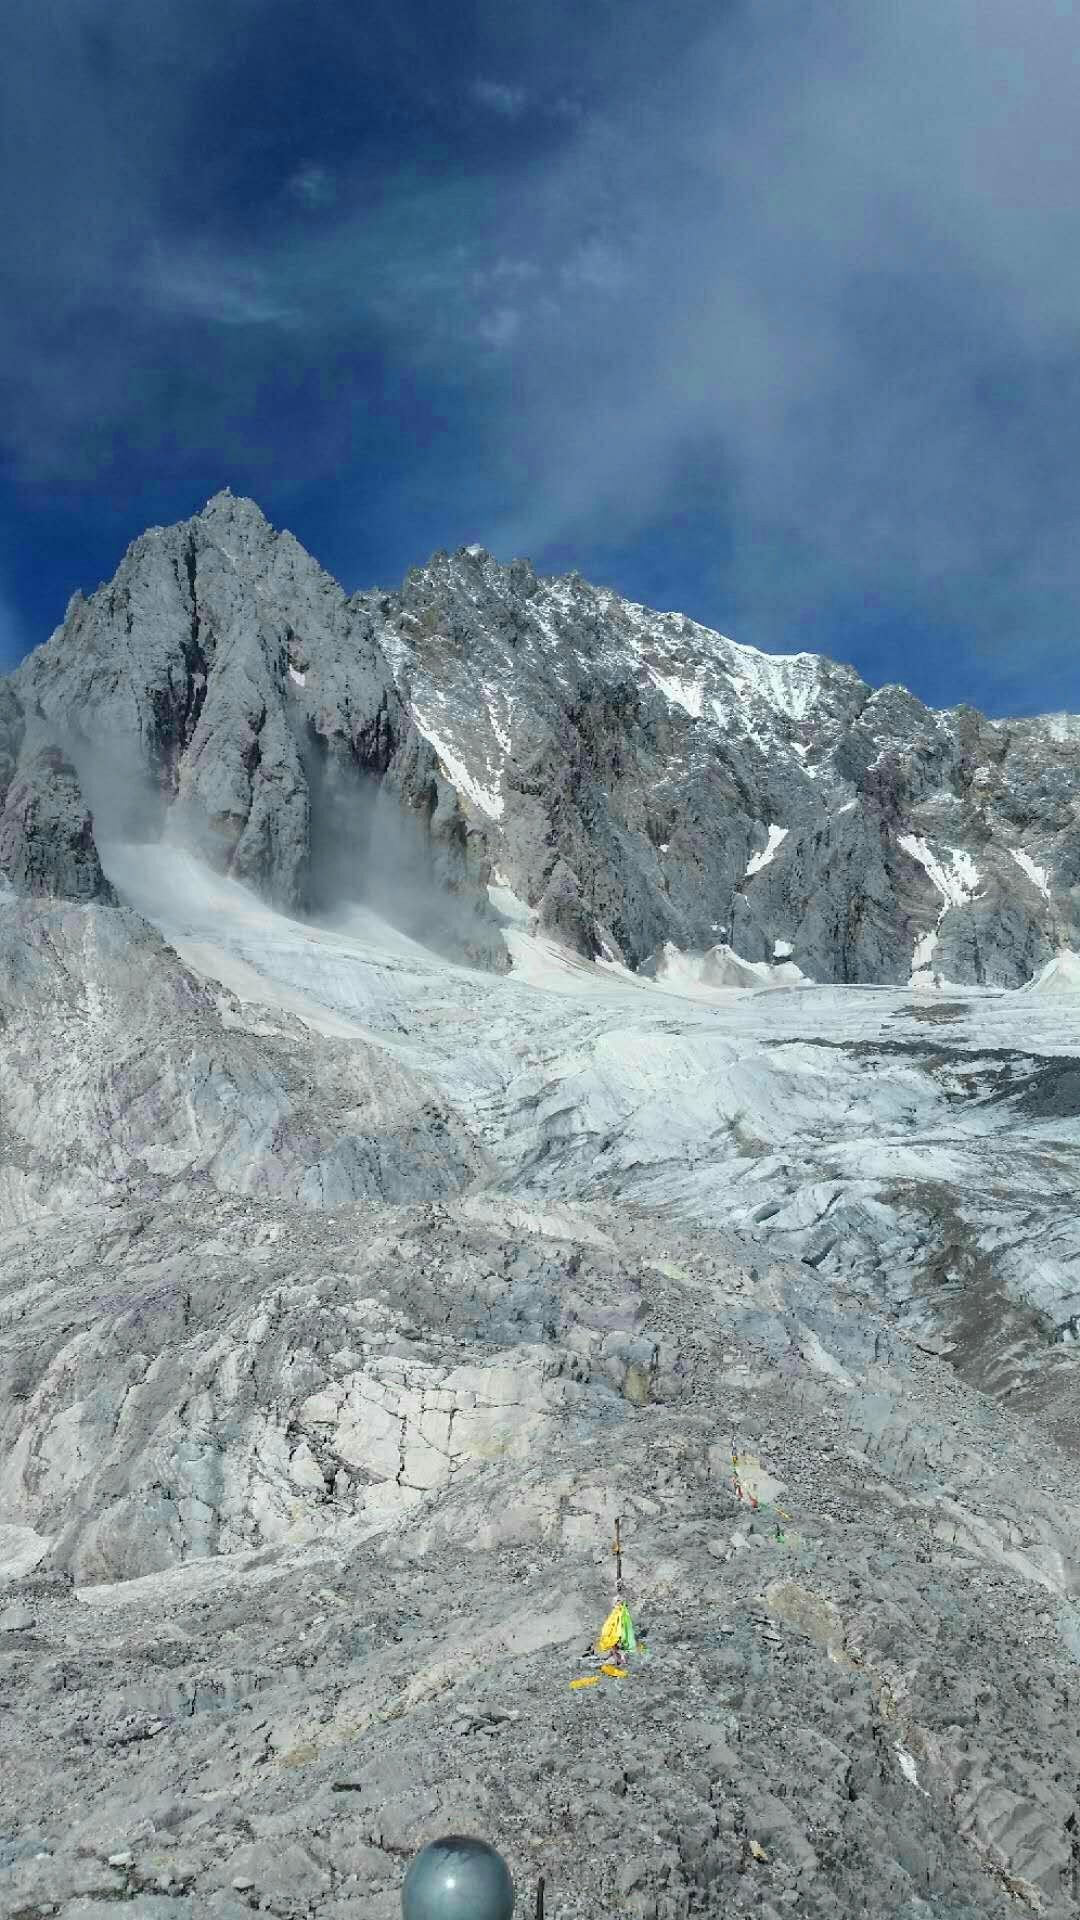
(5, 496), (1080, 981)
(362, 545), (1080, 983)
(8, 493), (503, 964)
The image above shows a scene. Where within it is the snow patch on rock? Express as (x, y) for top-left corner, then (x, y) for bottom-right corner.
(646, 665), (704, 718)
(746, 824), (789, 878)
(895, 1745), (926, 1792)
(1021, 949), (1080, 993)
(726, 644), (825, 721)
(1010, 849), (1051, 903)
(899, 837), (982, 911)
(900, 837), (984, 983)
(411, 709), (504, 819)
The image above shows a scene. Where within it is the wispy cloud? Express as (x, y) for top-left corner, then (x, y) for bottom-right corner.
(286, 163), (337, 210)
(558, 238), (629, 296)
(476, 306), (521, 349)
(461, 0), (1080, 703)
(490, 257), (543, 284)
(144, 246), (303, 329)
(471, 78), (528, 118)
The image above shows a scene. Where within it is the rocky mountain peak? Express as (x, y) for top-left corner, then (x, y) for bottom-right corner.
(1, 497), (1078, 989)
(0, 499), (504, 966)
(365, 547), (1079, 986)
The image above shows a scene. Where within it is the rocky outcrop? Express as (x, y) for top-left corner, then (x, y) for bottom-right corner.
(366, 546), (1080, 985)
(0, 742), (115, 903)
(0, 681), (114, 903)
(535, 858), (603, 959)
(0, 679), (21, 798)
(5, 498), (1079, 983)
(8, 493), (503, 967)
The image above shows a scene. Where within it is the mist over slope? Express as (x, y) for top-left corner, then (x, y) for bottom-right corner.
(2, 491), (502, 969)
(1, 499), (1080, 1917)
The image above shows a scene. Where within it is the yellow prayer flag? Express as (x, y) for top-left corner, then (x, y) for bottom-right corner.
(595, 1602), (623, 1654)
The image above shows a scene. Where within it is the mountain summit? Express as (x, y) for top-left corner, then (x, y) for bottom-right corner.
(363, 542), (1078, 986)
(2, 492), (1078, 987)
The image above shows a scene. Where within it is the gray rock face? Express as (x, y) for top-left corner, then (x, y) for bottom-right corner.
(0, 681), (114, 902)
(5, 499), (1078, 983)
(365, 546), (1080, 985)
(535, 857), (603, 959)
(8, 493), (502, 965)
(0, 741), (115, 902)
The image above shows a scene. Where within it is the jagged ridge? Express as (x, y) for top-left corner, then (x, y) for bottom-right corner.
(364, 543), (1080, 984)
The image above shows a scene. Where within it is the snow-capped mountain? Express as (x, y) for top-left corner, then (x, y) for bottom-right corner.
(3, 493), (1080, 1916)
(2, 491), (1077, 988)
(363, 541), (1080, 986)
(2, 492), (502, 969)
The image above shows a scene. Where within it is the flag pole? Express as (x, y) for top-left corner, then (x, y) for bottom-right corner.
(613, 1515), (627, 1668)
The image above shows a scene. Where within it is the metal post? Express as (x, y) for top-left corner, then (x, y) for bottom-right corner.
(535, 1873), (545, 1918)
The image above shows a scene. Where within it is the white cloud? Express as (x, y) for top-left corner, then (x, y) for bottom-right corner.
(491, 257), (543, 284)
(559, 238), (629, 295)
(286, 164), (337, 210)
(143, 245), (302, 329)
(471, 78), (528, 118)
(477, 306), (521, 349)
(457, 0), (1080, 700)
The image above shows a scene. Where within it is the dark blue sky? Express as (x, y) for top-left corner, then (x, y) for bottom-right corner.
(5, 0), (1080, 717)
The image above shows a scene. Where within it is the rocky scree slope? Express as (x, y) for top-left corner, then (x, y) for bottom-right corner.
(3, 1181), (1080, 1918)
(366, 545), (1080, 985)
(0, 889), (1079, 1914)
(0, 897), (485, 1229)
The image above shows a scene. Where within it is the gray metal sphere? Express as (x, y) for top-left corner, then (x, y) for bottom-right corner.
(401, 1835), (515, 1920)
